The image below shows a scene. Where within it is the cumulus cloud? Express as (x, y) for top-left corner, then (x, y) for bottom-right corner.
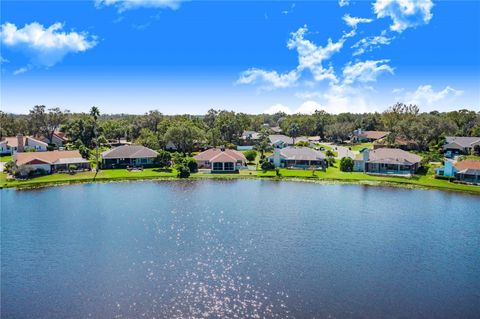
(351, 30), (394, 56)
(13, 65), (32, 75)
(373, 0), (434, 33)
(95, 0), (186, 12)
(236, 68), (299, 90)
(404, 85), (463, 105)
(338, 0), (350, 7)
(342, 14), (373, 29)
(0, 22), (97, 68)
(287, 25), (347, 82)
(264, 101), (323, 115)
(343, 59), (394, 84)
(237, 25), (351, 89)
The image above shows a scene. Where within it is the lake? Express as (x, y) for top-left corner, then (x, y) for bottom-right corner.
(1, 180), (479, 318)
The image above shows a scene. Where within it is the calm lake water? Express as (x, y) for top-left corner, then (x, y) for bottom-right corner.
(1, 180), (479, 319)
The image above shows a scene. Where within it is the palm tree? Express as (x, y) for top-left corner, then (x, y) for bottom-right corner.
(90, 106), (100, 171)
(288, 122), (300, 145)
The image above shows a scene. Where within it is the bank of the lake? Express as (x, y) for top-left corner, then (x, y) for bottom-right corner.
(1, 166), (479, 194)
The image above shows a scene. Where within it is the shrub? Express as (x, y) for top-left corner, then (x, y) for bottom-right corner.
(244, 150), (257, 162)
(176, 164), (190, 178)
(326, 150), (335, 157)
(295, 141), (310, 147)
(326, 156), (336, 167)
(184, 157), (198, 173)
(261, 161), (275, 170)
(154, 150), (172, 168)
(275, 168), (281, 177)
(339, 157), (354, 172)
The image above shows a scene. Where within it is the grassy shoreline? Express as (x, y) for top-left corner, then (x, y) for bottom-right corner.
(1, 167), (479, 194)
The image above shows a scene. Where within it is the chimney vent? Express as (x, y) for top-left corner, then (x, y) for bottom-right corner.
(17, 134), (24, 153)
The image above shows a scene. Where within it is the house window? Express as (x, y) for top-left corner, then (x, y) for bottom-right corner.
(224, 162), (234, 171)
(213, 162), (223, 171)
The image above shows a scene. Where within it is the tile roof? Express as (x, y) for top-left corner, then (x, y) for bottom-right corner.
(101, 145), (158, 159)
(357, 131), (390, 140)
(15, 150), (84, 166)
(194, 148), (246, 162)
(0, 136), (48, 147)
(272, 147), (326, 161)
(454, 159), (480, 170)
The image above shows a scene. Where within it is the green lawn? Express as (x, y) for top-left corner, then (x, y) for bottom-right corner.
(0, 155), (12, 162)
(1, 165), (479, 194)
(257, 166), (480, 194)
(0, 168), (177, 188)
(349, 142), (373, 152)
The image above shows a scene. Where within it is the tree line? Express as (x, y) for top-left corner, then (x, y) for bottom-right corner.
(1, 103), (479, 155)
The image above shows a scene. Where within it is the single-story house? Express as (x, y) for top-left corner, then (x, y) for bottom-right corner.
(194, 148), (246, 172)
(354, 148), (422, 175)
(0, 135), (48, 155)
(308, 136), (321, 143)
(443, 136), (480, 157)
(268, 147), (327, 169)
(268, 135), (294, 149)
(373, 136), (419, 151)
(238, 131), (261, 147)
(37, 131), (68, 147)
(436, 159), (480, 184)
(353, 129), (390, 142)
(14, 150), (90, 176)
(101, 144), (158, 169)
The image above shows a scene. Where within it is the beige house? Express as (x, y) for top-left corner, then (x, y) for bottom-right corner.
(14, 150), (90, 176)
(194, 148), (246, 172)
(354, 148), (422, 175)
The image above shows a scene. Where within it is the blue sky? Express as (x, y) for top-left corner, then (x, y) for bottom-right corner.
(1, 0), (479, 114)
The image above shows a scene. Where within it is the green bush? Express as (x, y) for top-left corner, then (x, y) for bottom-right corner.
(154, 150), (172, 168)
(339, 157), (354, 172)
(295, 141), (310, 147)
(244, 150), (257, 162)
(261, 161), (275, 170)
(184, 157), (198, 173)
(176, 164), (190, 178)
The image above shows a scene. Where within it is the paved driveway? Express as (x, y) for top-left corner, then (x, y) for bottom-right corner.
(334, 145), (355, 159)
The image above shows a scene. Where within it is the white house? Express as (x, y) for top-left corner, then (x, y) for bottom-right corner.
(0, 135), (48, 155)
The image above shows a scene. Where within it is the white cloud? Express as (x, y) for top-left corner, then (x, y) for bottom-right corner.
(13, 65), (32, 75)
(342, 14), (373, 29)
(264, 103), (294, 114)
(0, 22), (97, 67)
(236, 68), (299, 90)
(343, 59), (394, 84)
(338, 0), (350, 7)
(287, 25), (347, 82)
(351, 30), (395, 56)
(373, 0), (434, 33)
(238, 25), (350, 89)
(404, 85), (463, 105)
(95, 0), (185, 12)
(0, 56), (9, 64)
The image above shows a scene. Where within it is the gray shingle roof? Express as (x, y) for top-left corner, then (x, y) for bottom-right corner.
(360, 148), (422, 165)
(268, 135), (293, 145)
(445, 136), (480, 148)
(101, 145), (158, 159)
(272, 147), (326, 161)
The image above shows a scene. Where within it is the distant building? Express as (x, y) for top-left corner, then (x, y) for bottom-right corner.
(353, 129), (390, 142)
(436, 159), (480, 184)
(0, 135), (48, 155)
(37, 131), (68, 147)
(443, 136), (480, 157)
(14, 150), (90, 176)
(268, 147), (327, 170)
(238, 131), (261, 147)
(354, 148), (422, 175)
(101, 145), (158, 169)
(373, 136), (419, 151)
(268, 135), (293, 149)
(194, 148), (246, 172)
